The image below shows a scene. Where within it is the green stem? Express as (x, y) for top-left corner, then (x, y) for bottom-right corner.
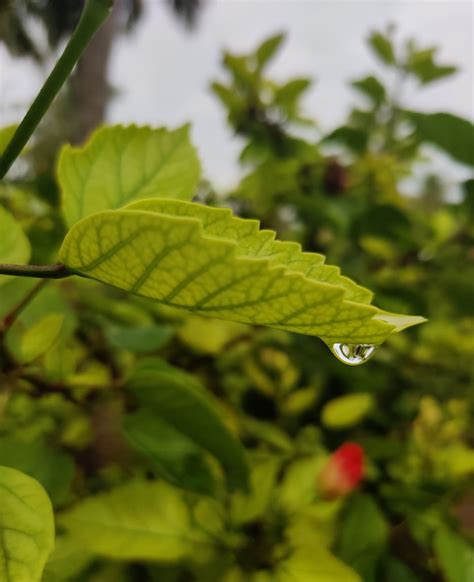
(0, 263), (72, 279)
(0, 0), (113, 178)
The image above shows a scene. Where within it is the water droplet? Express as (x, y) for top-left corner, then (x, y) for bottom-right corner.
(331, 343), (377, 366)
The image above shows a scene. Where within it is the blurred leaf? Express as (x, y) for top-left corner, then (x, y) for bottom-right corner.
(324, 126), (369, 153)
(275, 78), (312, 109)
(0, 124), (17, 155)
(178, 315), (248, 354)
(321, 393), (374, 429)
(368, 31), (396, 65)
(384, 557), (420, 582)
(256, 32), (285, 69)
(0, 438), (74, 506)
(123, 410), (216, 495)
(407, 111), (474, 166)
(352, 76), (386, 105)
(276, 547), (362, 582)
(337, 494), (388, 582)
(17, 313), (64, 364)
(59, 198), (424, 346)
(106, 324), (173, 353)
(434, 526), (474, 582)
(43, 535), (93, 582)
(125, 359), (250, 491)
(0, 205), (31, 286)
(407, 47), (457, 85)
(0, 466), (55, 581)
(58, 124), (201, 227)
(60, 479), (214, 560)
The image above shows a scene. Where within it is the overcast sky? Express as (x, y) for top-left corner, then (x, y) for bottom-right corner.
(1, 0), (473, 189)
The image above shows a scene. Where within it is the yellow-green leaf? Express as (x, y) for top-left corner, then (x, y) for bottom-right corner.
(18, 313), (64, 364)
(321, 393), (374, 429)
(0, 465), (55, 582)
(0, 206), (30, 287)
(58, 125), (201, 227)
(59, 200), (424, 347)
(59, 479), (213, 561)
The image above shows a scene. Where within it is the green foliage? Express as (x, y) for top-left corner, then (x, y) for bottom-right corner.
(0, 21), (472, 582)
(0, 466), (55, 581)
(0, 206), (31, 285)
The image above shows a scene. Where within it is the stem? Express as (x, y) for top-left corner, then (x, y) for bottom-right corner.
(0, 0), (113, 178)
(1, 279), (49, 333)
(0, 263), (72, 279)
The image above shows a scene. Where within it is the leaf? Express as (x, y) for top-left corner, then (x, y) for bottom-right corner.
(59, 479), (213, 561)
(43, 535), (93, 582)
(123, 410), (216, 495)
(17, 313), (64, 364)
(125, 359), (249, 491)
(351, 76), (386, 105)
(0, 465), (55, 582)
(368, 31), (396, 65)
(276, 547), (361, 582)
(321, 393), (374, 429)
(58, 124), (201, 227)
(337, 494), (388, 582)
(433, 526), (474, 582)
(324, 126), (369, 153)
(0, 206), (31, 286)
(58, 199), (424, 347)
(106, 323), (173, 353)
(0, 438), (74, 507)
(256, 32), (285, 69)
(408, 111), (474, 166)
(0, 125), (17, 156)
(407, 47), (457, 85)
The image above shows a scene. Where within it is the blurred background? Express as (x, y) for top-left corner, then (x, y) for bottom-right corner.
(0, 1), (473, 581)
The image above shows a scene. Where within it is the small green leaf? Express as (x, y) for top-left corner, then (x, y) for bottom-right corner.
(0, 125), (17, 156)
(408, 111), (474, 166)
(0, 465), (55, 582)
(123, 410), (216, 495)
(125, 359), (249, 491)
(18, 313), (64, 363)
(351, 76), (386, 105)
(43, 535), (93, 582)
(59, 479), (213, 561)
(58, 124), (201, 227)
(276, 547), (362, 582)
(58, 199), (424, 347)
(321, 393), (374, 429)
(434, 526), (474, 582)
(0, 206), (31, 286)
(106, 323), (172, 353)
(368, 31), (396, 65)
(256, 32), (285, 69)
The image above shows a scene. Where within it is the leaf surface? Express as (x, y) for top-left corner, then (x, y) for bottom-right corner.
(0, 207), (30, 286)
(0, 466), (55, 582)
(58, 125), (201, 227)
(59, 199), (424, 346)
(59, 480), (213, 561)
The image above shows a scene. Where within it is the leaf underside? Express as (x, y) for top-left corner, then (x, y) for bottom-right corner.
(59, 199), (424, 346)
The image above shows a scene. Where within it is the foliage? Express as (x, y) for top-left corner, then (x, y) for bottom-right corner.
(0, 18), (473, 582)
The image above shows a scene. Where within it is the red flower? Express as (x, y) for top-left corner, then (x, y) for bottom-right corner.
(318, 442), (364, 499)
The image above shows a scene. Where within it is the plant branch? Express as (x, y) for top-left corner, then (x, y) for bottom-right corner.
(0, 263), (73, 279)
(0, 0), (113, 178)
(1, 279), (49, 333)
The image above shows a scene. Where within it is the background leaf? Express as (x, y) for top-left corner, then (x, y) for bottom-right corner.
(433, 527), (474, 582)
(125, 359), (249, 491)
(0, 206), (31, 286)
(58, 124), (201, 227)
(0, 466), (55, 581)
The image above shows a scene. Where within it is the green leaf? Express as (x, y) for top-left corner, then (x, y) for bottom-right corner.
(106, 323), (172, 353)
(58, 124), (201, 227)
(351, 76), (386, 105)
(0, 206), (31, 286)
(59, 199), (424, 347)
(276, 547), (362, 582)
(255, 32), (285, 69)
(275, 78), (312, 109)
(123, 410), (216, 495)
(0, 125), (17, 156)
(125, 359), (249, 491)
(368, 31), (396, 65)
(0, 465), (55, 581)
(324, 127), (369, 153)
(59, 479), (213, 561)
(0, 438), (74, 506)
(408, 111), (474, 166)
(17, 313), (64, 364)
(433, 527), (474, 582)
(337, 494), (388, 582)
(43, 535), (93, 582)
(407, 47), (457, 85)
(321, 393), (374, 429)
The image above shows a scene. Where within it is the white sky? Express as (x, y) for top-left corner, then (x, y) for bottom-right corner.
(1, 0), (473, 189)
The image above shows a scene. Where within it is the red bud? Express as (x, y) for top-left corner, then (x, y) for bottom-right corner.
(319, 442), (364, 499)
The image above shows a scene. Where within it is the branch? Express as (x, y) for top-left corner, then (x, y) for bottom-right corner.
(0, 0), (113, 178)
(0, 263), (73, 279)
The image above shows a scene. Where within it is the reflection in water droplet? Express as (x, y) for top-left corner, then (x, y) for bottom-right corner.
(331, 343), (377, 366)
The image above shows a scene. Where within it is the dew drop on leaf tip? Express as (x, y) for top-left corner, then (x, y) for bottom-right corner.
(330, 343), (377, 366)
